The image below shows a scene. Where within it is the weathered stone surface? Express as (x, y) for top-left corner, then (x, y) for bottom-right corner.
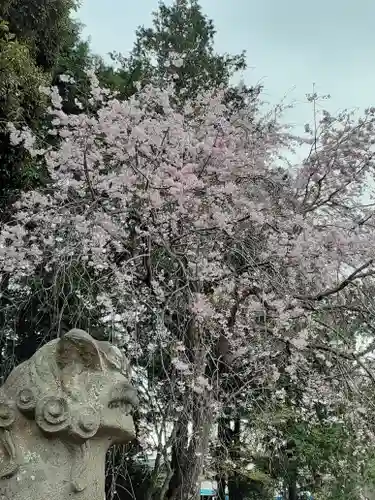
(0, 329), (138, 500)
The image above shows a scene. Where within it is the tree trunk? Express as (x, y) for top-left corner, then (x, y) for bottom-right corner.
(165, 418), (189, 500)
(288, 480), (298, 500)
(287, 460), (298, 500)
(216, 475), (227, 500)
(228, 418), (244, 500)
(216, 413), (231, 500)
(166, 320), (212, 500)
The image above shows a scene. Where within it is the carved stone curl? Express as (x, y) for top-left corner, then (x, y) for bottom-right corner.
(16, 388), (36, 414)
(71, 405), (100, 440)
(35, 396), (70, 434)
(0, 329), (138, 500)
(0, 400), (15, 430)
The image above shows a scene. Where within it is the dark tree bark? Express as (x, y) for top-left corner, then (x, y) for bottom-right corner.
(228, 418), (244, 500)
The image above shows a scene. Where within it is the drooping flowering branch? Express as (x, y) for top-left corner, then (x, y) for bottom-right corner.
(2, 61), (375, 497)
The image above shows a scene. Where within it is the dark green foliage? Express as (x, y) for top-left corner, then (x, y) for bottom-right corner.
(110, 0), (261, 109)
(51, 37), (94, 114)
(131, 0), (245, 98)
(0, 6), (98, 206)
(94, 53), (144, 101)
(0, 21), (48, 208)
(0, 0), (79, 71)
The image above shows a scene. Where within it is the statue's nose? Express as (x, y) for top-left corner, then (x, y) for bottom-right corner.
(123, 384), (139, 407)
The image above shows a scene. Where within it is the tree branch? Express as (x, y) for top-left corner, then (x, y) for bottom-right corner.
(295, 260), (374, 302)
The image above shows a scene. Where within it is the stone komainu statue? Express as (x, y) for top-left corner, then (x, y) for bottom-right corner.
(0, 329), (138, 500)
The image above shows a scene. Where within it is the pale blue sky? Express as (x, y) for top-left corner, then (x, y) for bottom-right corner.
(76, 0), (375, 130)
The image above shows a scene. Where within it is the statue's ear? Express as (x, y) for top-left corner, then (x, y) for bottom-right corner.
(57, 329), (103, 373)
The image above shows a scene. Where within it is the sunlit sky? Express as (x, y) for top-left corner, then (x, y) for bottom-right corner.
(77, 0), (375, 132)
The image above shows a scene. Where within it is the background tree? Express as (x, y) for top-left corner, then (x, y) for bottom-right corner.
(110, 0), (260, 108)
(0, 0), (86, 207)
(0, 0), (79, 71)
(0, 21), (48, 209)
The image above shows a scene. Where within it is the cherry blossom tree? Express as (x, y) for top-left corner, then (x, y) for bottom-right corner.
(2, 58), (375, 499)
